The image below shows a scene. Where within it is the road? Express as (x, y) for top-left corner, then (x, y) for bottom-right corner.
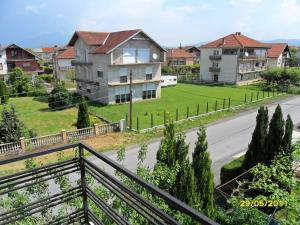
(91, 95), (300, 185)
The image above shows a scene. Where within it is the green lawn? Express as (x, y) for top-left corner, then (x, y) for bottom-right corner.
(0, 97), (79, 135)
(89, 83), (274, 130)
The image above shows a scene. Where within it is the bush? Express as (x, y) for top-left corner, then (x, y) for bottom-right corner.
(40, 74), (54, 83)
(0, 80), (9, 104)
(44, 66), (53, 74)
(220, 155), (245, 184)
(48, 83), (71, 109)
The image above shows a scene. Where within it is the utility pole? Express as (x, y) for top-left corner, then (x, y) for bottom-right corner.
(129, 69), (133, 130)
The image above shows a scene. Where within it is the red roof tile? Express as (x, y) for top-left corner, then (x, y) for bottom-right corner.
(167, 48), (196, 58)
(69, 31), (109, 46)
(201, 32), (270, 48)
(42, 47), (54, 53)
(56, 46), (75, 59)
(266, 43), (289, 58)
(90, 29), (141, 54)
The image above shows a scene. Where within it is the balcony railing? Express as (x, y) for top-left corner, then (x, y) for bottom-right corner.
(239, 67), (267, 73)
(71, 60), (93, 66)
(0, 142), (218, 225)
(209, 55), (222, 60)
(239, 54), (267, 60)
(209, 67), (221, 72)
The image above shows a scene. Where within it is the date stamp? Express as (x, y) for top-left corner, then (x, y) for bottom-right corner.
(240, 200), (288, 207)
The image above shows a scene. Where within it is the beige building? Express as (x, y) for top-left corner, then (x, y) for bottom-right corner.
(166, 48), (198, 66)
(68, 29), (166, 104)
(266, 43), (290, 68)
(200, 32), (270, 84)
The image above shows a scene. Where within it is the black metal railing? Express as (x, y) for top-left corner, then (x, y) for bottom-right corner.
(0, 143), (219, 225)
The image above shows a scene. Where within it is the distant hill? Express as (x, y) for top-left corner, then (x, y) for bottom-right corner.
(263, 39), (300, 47)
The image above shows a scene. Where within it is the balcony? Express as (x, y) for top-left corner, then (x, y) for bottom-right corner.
(71, 60), (93, 66)
(239, 67), (267, 74)
(209, 67), (221, 72)
(209, 55), (222, 60)
(239, 54), (267, 60)
(0, 142), (218, 225)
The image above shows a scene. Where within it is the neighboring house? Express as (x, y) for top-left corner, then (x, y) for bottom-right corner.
(54, 46), (75, 80)
(182, 45), (201, 57)
(34, 47), (54, 63)
(266, 43), (290, 68)
(166, 48), (197, 66)
(0, 44), (41, 79)
(68, 29), (166, 104)
(200, 32), (270, 85)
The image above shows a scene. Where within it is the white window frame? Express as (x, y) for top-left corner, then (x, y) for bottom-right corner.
(123, 48), (136, 64)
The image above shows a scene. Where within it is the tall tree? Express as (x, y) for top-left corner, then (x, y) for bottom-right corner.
(265, 105), (285, 164)
(7, 67), (32, 96)
(76, 96), (91, 129)
(0, 106), (26, 143)
(192, 127), (215, 217)
(282, 114), (293, 153)
(0, 80), (9, 104)
(243, 106), (269, 169)
(48, 82), (70, 109)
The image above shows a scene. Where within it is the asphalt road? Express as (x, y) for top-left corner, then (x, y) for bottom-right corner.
(91, 95), (300, 185)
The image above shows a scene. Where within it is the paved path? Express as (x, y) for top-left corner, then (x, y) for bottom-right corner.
(91, 95), (300, 185)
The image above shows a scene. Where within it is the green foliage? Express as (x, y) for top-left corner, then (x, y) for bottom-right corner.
(76, 96), (91, 129)
(162, 64), (200, 75)
(0, 105), (26, 143)
(7, 67), (33, 96)
(243, 106), (269, 169)
(220, 156), (245, 184)
(48, 82), (70, 109)
(0, 80), (9, 104)
(290, 48), (300, 67)
(39, 74), (54, 83)
(192, 126), (215, 217)
(282, 114), (293, 153)
(265, 105), (285, 164)
(43, 66), (53, 74)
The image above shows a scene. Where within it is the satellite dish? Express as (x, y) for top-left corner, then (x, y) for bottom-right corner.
(152, 53), (158, 60)
(245, 52), (249, 57)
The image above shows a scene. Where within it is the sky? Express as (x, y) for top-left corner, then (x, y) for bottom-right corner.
(1, 0), (300, 47)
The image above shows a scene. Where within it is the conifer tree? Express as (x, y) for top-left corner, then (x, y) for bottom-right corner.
(192, 127), (215, 218)
(0, 80), (9, 104)
(282, 114), (293, 153)
(265, 105), (284, 164)
(76, 96), (91, 129)
(243, 106), (269, 169)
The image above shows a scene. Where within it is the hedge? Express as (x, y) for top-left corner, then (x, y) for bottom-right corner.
(220, 155), (245, 184)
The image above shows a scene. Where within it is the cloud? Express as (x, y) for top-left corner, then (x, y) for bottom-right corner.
(25, 2), (47, 14)
(230, 0), (262, 5)
(277, 0), (300, 25)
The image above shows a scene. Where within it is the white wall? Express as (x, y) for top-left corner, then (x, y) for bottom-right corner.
(58, 59), (73, 69)
(0, 50), (8, 75)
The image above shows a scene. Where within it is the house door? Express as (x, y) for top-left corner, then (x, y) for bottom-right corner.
(213, 74), (219, 82)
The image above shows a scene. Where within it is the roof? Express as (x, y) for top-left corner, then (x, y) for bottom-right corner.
(182, 46), (200, 51)
(0, 44), (41, 59)
(41, 47), (54, 53)
(201, 32), (270, 49)
(266, 43), (289, 58)
(167, 48), (197, 58)
(68, 29), (166, 54)
(56, 46), (75, 59)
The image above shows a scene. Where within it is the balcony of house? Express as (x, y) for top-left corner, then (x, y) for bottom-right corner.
(75, 78), (99, 85)
(71, 60), (93, 66)
(0, 142), (218, 225)
(239, 66), (267, 74)
(209, 55), (222, 60)
(108, 78), (161, 87)
(209, 67), (221, 72)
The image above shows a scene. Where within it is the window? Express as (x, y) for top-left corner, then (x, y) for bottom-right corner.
(142, 90), (156, 99)
(119, 68), (128, 83)
(115, 95), (121, 104)
(22, 62), (31, 68)
(212, 62), (219, 67)
(97, 67), (103, 78)
(76, 49), (80, 57)
(115, 93), (130, 104)
(0, 63), (2, 71)
(123, 48), (136, 63)
(145, 66), (152, 80)
(213, 50), (219, 55)
(137, 48), (150, 63)
(255, 62), (259, 67)
(213, 74), (219, 82)
(222, 49), (237, 55)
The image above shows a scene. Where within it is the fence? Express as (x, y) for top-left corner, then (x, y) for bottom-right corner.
(0, 122), (122, 155)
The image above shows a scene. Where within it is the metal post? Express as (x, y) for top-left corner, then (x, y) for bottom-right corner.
(126, 113), (128, 126)
(176, 108), (178, 121)
(136, 116), (139, 131)
(129, 70), (133, 130)
(244, 94), (247, 103)
(228, 97), (231, 108)
(206, 102), (209, 113)
(223, 98), (225, 109)
(251, 93), (253, 102)
(257, 91), (259, 100)
(186, 106), (189, 118)
(215, 100), (217, 111)
(164, 111), (166, 124)
(79, 145), (89, 223)
(151, 114), (153, 128)
(197, 104), (200, 115)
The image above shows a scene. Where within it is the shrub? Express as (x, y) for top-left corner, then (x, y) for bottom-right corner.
(44, 66), (53, 74)
(0, 80), (9, 104)
(48, 83), (70, 109)
(220, 155), (245, 184)
(39, 74), (54, 83)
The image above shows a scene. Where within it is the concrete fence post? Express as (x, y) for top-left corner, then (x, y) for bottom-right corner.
(61, 130), (67, 143)
(93, 124), (99, 136)
(20, 137), (26, 152)
(119, 119), (126, 132)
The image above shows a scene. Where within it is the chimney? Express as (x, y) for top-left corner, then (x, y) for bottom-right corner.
(179, 42), (182, 49)
(235, 32), (241, 35)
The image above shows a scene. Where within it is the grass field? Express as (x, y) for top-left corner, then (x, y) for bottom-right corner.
(0, 97), (79, 135)
(89, 83), (275, 130)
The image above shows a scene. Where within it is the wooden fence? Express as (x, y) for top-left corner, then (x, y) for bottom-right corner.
(0, 122), (120, 155)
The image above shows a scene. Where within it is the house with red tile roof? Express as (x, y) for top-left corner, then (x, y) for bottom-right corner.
(68, 29), (166, 104)
(33, 47), (55, 63)
(166, 48), (198, 66)
(266, 43), (290, 68)
(53, 46), (75, 80)
(200, 32), (270, 85)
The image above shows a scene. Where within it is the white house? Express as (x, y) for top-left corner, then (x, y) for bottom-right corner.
(200, 32), (270, 85)
(54, 46), (75, 80)
(0, 46), (8, 80)
(266, 43), (290, 68)
(68, 29), (166, 104)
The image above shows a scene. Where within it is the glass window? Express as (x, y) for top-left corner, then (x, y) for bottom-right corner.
(146, 74), (152, 80)
(126, 94), (131, 102)
(152, 90), (156, 98)
(115, 95), (121, 104)
(120, 76), (127, 83)
(123, 48), (136, 63)
(97, 67), (103, 78)
(119, 68), (128, 83)
(121, 94), (126, 103)
(147, 90), (152, 99)
(137, 48), (150, 63)
(22, 62), (31, 67)
(143, 91), (147, 99)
